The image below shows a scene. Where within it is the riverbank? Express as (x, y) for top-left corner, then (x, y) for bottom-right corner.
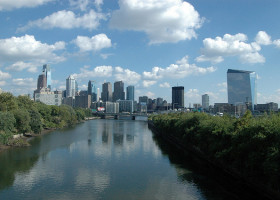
(148, 112), (280, 200)
(0, 128), (57, 153)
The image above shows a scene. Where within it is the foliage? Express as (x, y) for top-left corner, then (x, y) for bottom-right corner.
(0, 93), (92, 144)
(151, 111), (280, 191)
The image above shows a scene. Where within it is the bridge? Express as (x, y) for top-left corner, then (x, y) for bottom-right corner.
(94, 112), (149, 121)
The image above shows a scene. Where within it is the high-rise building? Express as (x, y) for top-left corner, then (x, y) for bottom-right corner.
(66, 75), (76, 98)
(43, 64), (51, 91)
(172, 86), (184, 109)
(37, 73), (47, 91)
(101, 82), (112, 102)
(126, 85), (134, 101)
(227, 69), (257, 111)
(97, 88), (100, 101)
(202, 94), (209, 111)
(113, 81), (125, 102)
(139, 96), (148, 105)
(88, 80), (97, 102)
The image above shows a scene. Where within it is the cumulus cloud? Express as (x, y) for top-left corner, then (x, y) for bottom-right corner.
(0, 35), (65, 64)
(110, 0), (203, 44)
(255, 31), (272, 45)
(73, 34), (112, 52)
(5, 61), (38, 73)
(73, 65), (113, 79)
(274, 39), (280, 48)
(143, 56), (216, 80)
(0, 0), (53, 11)
(12, 78), (34, 86)
(0, 70), (11, 80)
(114, 66), (141, 85)
(143, 80), (157, 88)
(18, 10), (106, 31)
(197, 33), (265, 64)
(159, 82), (170, 88)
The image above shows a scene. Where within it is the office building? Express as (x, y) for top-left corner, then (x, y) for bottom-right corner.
(202, 94), (209, 111)
(139, 96), (148, 105)
(101, 82), (112, 102)
(172, 86), (184, 109)
(227, 69), (257, 111)
(34, 90), (62, 106)
(37, 73), (47, 91)
(256, 102), (278, 112)
(88, 80), (97, 102)
(43, 64), (51, 90)
(66, 75), (76, 98)
(75, 95), (91, 108)
(126, 86), (135, 101)
(113, 81), (125, 102)
(117, 100), (134, 113)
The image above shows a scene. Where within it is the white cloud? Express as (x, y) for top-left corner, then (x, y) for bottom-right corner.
(12, 78), (34, 86)
(0, 0), (53, 11)
(0, 70), (11, 80)
(73, 65), (113, 79)
(159, 82), (170, 88)
(217, 82), (227, 93)
(143, 80), (157, 88)
(110, 0), (203, 44)
(100, 53), (113, 59)
(197, 33), (265, 64)
(273, 39), (280, 48)
(114, 66), (141, 85)
(5, 61), (38, 73)
(240, 52), (265, 63)
(145, 91), (155, 99)
(18, 10), (106, 31)
(0, 81), (6, 86)
(143, 55), (216, 80)
(0, 35), (65, 64)
(255, 31), (272, 45)
(74, 34), (112, 52)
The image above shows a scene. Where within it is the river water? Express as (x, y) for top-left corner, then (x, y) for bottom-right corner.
(0, 119), (263, 200)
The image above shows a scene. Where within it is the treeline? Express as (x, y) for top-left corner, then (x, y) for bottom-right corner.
(0, 92), (92, 145)
(150, 111), (280, 193)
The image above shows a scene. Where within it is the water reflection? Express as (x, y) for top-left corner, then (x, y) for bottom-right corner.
(0, 119), (265, 200)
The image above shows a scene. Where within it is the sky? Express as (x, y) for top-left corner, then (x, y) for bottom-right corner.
(0, 0), (280, 106)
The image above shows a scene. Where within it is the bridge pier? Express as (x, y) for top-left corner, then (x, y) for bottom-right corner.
(114, 115), (119, 119)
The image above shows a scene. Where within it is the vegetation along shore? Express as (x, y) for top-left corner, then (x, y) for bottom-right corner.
(149, 111), (280, 200)
(0, 92), (92, 152)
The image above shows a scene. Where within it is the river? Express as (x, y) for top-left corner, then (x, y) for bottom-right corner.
(0, 119), (264, 200)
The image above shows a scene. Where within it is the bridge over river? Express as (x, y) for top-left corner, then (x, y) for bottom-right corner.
(94, 112), (149, 121)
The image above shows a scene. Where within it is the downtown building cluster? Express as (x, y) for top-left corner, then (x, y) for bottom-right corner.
(33, 65), (278, 115)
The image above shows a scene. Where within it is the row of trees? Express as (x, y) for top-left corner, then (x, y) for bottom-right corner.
(0, 93), (92, 145)
(150, 111), (280, 193)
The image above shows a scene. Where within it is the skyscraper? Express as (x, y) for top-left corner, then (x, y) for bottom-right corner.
(37, 73), (47, 91)
(202, 94), (209, 111)
(101, 82), (112, 102)
(88, 80), (97, 102)
(66, 75), (76, 97)
(43, 64), (51, 91)
(227, 69), (257, 111)
(126, 85), (134, 101)
(113, 81), (125, 102)
(172, 86), (184, 109)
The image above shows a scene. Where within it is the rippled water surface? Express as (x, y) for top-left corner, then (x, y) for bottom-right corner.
(0, 119), (260, 200)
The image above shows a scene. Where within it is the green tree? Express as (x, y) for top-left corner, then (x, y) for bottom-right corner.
(29, 109), (42, 134)
(12, 109), (31, 134)
(0, 93), (18, 112)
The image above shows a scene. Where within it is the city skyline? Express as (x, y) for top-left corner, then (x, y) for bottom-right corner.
(1, 1), (280, 105)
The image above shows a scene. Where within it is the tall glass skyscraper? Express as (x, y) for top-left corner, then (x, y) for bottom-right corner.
(66, 75), (76, 98)
(172, 86), (184, 109)
(227, 69), (257, 111)
(88, 80), (97, 102)
(202, 94), (209, 110)
(113, 81), (125, 102)
(126, 85), (134, 101)
(43, 64), (51, 91)
(101, 82), (112, 102)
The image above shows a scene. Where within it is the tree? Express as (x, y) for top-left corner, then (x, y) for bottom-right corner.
(12, 109), (31, 134)
(29, 109), (42, 134)
(0, 93), (18, 112)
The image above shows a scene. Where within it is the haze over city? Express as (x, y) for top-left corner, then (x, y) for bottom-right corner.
(1, 0), (280, 105)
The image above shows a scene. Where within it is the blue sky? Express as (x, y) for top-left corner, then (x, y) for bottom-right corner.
(0, 0), (280, 106)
